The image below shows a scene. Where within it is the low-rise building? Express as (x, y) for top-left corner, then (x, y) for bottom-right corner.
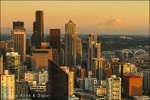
(132, 96), (150, 100)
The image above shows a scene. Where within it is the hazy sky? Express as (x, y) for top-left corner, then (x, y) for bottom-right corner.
(1, 1), (149, 35)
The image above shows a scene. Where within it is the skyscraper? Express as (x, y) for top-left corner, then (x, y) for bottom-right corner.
(36, 11), (44, 46)
(88, 33), (101, 74)
(65, 20), (76, 67)
(13, 21), (24, 30)
(12, 29), (26, 64)
(47, 60), (68, 100)
(50, 29), (60, 66)
(50, 29), (60, 54)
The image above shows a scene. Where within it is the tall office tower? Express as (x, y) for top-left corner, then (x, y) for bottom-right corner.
(65, 20), (76, 67)
(0, 54), (3, 74)
(0, 70), (15, 100)
(124, 75), (143, 97)
(106, 75), (121, 100)
(12, 29), (26, 64)
(50, 29), (60, 54)
(5, 52), (20, 79)
(13, 21), (24, 30)
(50, 29), (60, 65)
(36, 11), (44, 46)
(76, 38), (82, 66)
(88, 33), (101, 74)
(92, 58), (106, 81)
(47, 60), (69, 99)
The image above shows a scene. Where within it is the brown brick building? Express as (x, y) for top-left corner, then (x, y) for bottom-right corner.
(124, 75), (143, 97)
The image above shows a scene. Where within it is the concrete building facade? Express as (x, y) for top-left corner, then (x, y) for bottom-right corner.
(106, 75), (121, 100)
(0, 70), (15, 100)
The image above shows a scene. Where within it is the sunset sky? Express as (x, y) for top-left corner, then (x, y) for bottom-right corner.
(1, 1), (149, 35)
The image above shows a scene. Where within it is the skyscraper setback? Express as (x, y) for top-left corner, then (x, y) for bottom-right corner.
(36, 11), (44, 46)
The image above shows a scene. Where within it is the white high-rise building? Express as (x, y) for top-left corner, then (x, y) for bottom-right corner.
(0, 70), (15, 100)
(65, 20), (82, 68)
(88, 33), (101, 73)
(12, 29), (26, 64)
(106, 75), (121, 100)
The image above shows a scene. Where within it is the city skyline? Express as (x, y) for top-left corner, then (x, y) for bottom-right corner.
(1, 1), (149, 35)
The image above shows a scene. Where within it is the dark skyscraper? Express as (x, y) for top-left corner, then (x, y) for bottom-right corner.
(50, 29), (60, 54)
(46, 60), (68, 100)
(36, 11), (44, 46)
(13, 21), (25, 30)
(33, 21), (36, 32)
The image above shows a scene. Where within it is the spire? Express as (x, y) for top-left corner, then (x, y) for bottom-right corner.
(68, 20), (73, 23)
